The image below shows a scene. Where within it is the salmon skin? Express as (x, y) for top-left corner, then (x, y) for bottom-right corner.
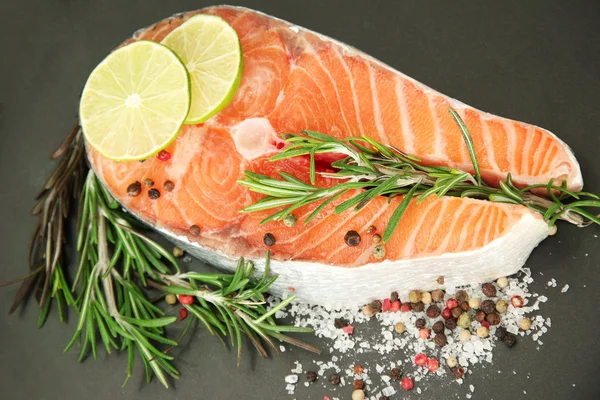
(87, 6), (570, 306)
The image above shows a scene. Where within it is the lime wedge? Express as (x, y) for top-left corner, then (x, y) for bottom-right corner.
(162, 14), (243, 124)
(79, 41), (191, 161)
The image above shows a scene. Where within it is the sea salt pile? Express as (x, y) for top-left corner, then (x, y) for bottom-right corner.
(273, 268), (562, 399)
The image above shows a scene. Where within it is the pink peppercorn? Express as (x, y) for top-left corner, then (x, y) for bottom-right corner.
(401, 377), (414, 391)
(414, 353), (428, 366)
(511, 295), (525, 308)
(481, 321), (491, 329)
(382, 298), (391, 312)
(419, 328), (430, 339)
(342, 325), (354, 335)
(441, 307), (452, 319)
(179, 308), (188, 321)
(157, 150), (171, 161)
(390, 301), (401, 312)
(426, 358), (439, 372)
(400, 303), (411, 312)
(178, 295), (194, 305)
(446, 298), (458, 309)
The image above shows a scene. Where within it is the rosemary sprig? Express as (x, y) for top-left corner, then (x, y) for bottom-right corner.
(239, 108), (600, 242)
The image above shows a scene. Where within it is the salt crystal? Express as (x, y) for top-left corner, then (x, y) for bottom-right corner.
(382, 386), (396, 396)
(285, 375), (298, 384)
(303, 382), (309, 387)
(561, 284), (570, 293)
(470, 384), (475, 392)
(280, 345), (286, 352)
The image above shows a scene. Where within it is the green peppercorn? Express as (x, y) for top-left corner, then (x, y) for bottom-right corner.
(283, 214), (298, 227)
(457, 312), (472, 329)
(372, 244), (386, 259)
(409, 290), (422, 303)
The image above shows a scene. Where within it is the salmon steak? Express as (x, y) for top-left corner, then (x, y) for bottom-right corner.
(88, 5), (583, 306)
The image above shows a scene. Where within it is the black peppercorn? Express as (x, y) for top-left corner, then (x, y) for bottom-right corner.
(455, 290), (469, 303)
(163, 180), (175, 192)
(415, 318), (427, 329)
(434, 333), (447, 347)
(432, 321), (445, 334)
(412, 301), (425, 312)
(486, 312), (501, 325)
(334, 318), (348, 329)
(445, 318), (457, 330)
(367, 300), (382, 314)
(451, 307), (463, 319)
(426, 305), (441, 318)
(353, 379), (364, 390)
(148, 188), (160, 199)
(143, 178), (154, 187)
(389, 367), (402, 381)
(431, 289), (445, 302)
(496, 326), (508, 340)
(474, 310), (486, 322)
(503, 332), (517, 347)
(460, 301), (471, 312)
(481, 300), (496, 314)
(481, 283), (497, 297)
(263, 233), (276, 246)
(329, 374), (341, 385)
(189, 225), (201, 236)
(344, 230), (361, 247)
(127, 181), (142, 197)
(390, 291), (399, 302)
(306, 371), (318, 382)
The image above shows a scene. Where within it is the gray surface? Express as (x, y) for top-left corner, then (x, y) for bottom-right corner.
(1, 0), (600, 399)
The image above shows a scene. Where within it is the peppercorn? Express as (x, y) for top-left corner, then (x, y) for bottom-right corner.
(306, 370), (318, 382)
(369, 300), (383, 313)
(436, 276), (445, 285)
(431, 289), (445, 302)
(372, 244), (386, 259)
(459, 329), (471, 342)
(172, 246), (184, 258)
(446, 298), (458, 310)
(329, 374), (341, 385)
(414, 353), (428, 366)
(520, 318), (532, 331)
(334, 318), (348, 329)
(408, 290), (422, 303)
(353, 365), (364, 374)
(495, 299), (509, 313)
(283, 214), (298, 227)
(496, 326), (507, 340)
(421, 291), (432, 304)
(503, 332), (517, 347)
(127, 181), (142, 197)
(353, 379), (364, 390)
(389, 367), (402, 381)
(455, 290), (469, 303)
(460, 302), (471, 312)
(496, 276), (509, 288)
(419, 328), (430, 339)
(481, 300), (496, 314)
(157, 150), (171, 161)
(486, 312), (500, 325)
(394, 322), (406, 334)
(372, 233), (382, 244)
(390, 300), (401, 312)
(511, 295), (525, 308)
(363, 300), (381, 317)
(366, 225), (377, 235)
(427, 358), (440, 372)
(412, 301), (425, 312)
(446, 357), (458, 368)
(468, 297), (481, 309)
(352, 390), (365, 400)
(451, 307), (463, 319)
(481, 320), (491, 329)
(426, 305), (441, 318)
(434, 333), (447, 347)
(263, 232), (276, 246)
(178, 295), (194, 305)
(432, 321), (445, 334)
(415, 318), (427, 329)
(451, 367), (465, 379)
(401, 377), (414, 391)
(148, 188), (160, 199)
(457, 312), (472, 329)
(445, 318), (457, 330)
(390, 291), (399, 302)
(481, 283), (497, 297)
(549, 225), (558, 236)
(165, 293), (177, 305)
(476, 326), (489, 338)
(163, 180), (175, 192)
(143, 178), (154, 187)
(379, 397), (389, 400)
(189, 225), (201, 236)
(441, 307), (452, 320)
(474, 310), (486, 322)
(344, 230), (361, 246)
(400, 303), (411, 312)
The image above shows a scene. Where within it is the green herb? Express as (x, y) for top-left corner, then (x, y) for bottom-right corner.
(239, 108), (600, 242)
(2, 125), (318, 388)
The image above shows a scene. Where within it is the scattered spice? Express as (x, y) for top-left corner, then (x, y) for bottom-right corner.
(426, 305), (441, 318)
(457, 312), (472, 329)
(366, 225), (377, 235)
(436, 276), (445, 285)
(495, 326), (508, 340)
(372, 244), (386, 259)
(419, 328), (430, 339)
(283, 214), (298, 227)
(372, 233), (382, 244)
(481, 320), (491, 329)
(431, 289), (445, 302)
(400, 303), (412, 312)
(389, 367), (402, 381)
(511, 295), (525, 308)
(165, 293), (177, 305)
(432, 321), (445, 334)
(421, 291), (432, 304)
(163, 180), (175, 192)
(477, 326), (489, 338)
(401, 377), (414, 391)
(482, 283), (497, 297)
(263, 232), (276, 246)
(329, 374), (341, 385)
(342, 325), (354, 335)
(468, 297), (481, 309)
(363, 300), (382, 317)
(486, 313), (501, 325)
(451, 307), (463, 319)
(427, 358), (440, 372)
(379, 396), (389, 400)
(127, 181), (142, 197)
(189, 225), (201, 236)
(503, 332), (517, 347)
(390, 301), (401, 312)
(415, 353), (428, 366)
(415, 318), (427, 329)
(412, 301), (425, 312)
(352, 379), (364, 390)
(460, 302), (471, 312)
(148, 188), (160, 199)
(434, 333), (447, 347)
(481, 300), (496, 314)
(306, 371), (318, 382)
(172, 246), (184, 258)
(455, 290), (469, 303)
(445, 318), (457, 330)
(344, 230), (361, 246)
(353, 365), (364, 375)
(474, 310), (486, 322)
(496, 276), (509, 288)
(441, 308), (452, 320)
(178, 295), (194, 305)
(394, 322), (406, 334)
(408, 290), (422, 303)
(495, 299), (509, 313)
(446, 298), (458, 309)
(334, 318), (348, 329)
(446, 357), (458, 368)
(143, 178), (154, 187)
(459, 329), (472, 342)
(451, 367), (465, 379)
(179, 308), (188, 321)
(390, 291), (399, 302)
(352, 390), (365, 400)
(382, 298), (391, 312)
(520, 318), (532, 331)
(157, 150), (171, 161)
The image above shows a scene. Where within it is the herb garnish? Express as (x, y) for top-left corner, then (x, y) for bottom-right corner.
(239, 108), (600, 242)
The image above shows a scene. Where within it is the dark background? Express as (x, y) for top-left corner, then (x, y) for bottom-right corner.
(1, 1), (599, 399)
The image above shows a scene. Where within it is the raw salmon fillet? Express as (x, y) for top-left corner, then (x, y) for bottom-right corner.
(87, 6), (568, 306)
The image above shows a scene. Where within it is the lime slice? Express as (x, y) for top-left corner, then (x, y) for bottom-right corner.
(79, 41), (191, 161)
(162, 14), (243, 124)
